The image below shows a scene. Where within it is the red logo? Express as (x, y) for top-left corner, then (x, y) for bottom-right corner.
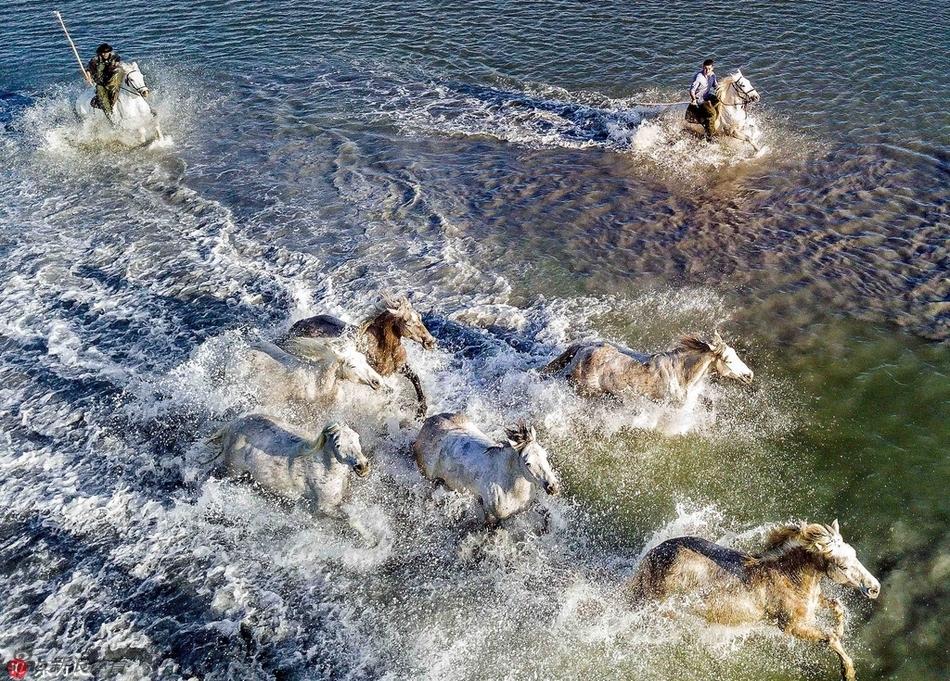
(6, 657), (28, 680)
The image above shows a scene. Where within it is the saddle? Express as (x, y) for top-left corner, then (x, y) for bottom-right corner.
(684, 104), (702, 124)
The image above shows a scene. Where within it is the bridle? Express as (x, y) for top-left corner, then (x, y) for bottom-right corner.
(729, 78), (759, 110)
(120, 66), (148, 97)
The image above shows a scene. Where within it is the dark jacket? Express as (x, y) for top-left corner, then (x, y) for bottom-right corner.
(87, 53), (122, 86)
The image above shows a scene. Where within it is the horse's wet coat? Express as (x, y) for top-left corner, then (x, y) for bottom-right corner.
(284, 296), (436, 416)
(543, 333), (753, 401)
(628, 522), (880, 681)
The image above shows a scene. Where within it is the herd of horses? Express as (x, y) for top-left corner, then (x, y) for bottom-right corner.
(67, 49), (858, 681)
(203, 294), (878, 681)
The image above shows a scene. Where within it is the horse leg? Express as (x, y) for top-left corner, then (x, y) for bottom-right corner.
(730, 125), (760, 153)
(535, 504), (552, 534)
(820, 594), (846, 638)
(742, 131), (760, 153)
(828, 636), (856, 681)
(477, 498), (500, 530)
(784, 621), (854, 681)
(400, 364), (427, 419)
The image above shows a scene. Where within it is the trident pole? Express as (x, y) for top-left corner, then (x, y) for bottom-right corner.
(54, 11), (93, 85)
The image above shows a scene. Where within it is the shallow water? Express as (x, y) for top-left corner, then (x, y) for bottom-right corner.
(0, 1), (947, 680)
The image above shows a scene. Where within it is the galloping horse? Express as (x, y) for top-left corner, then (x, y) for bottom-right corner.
(541, 332), (754, 402)
(228, 340), (385, 409)
(281, 296), (437, 418)
(74, 61), (160, 141)
(684, 70), (763, 151)
(627, 521), (880, 681)
(413, 413), (560, 527)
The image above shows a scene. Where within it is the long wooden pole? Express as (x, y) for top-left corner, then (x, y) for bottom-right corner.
(54, 11), (93, 85)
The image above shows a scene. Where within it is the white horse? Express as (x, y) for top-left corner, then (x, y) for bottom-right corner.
(542, 333), (754, 403)
(682, 70), (763, 152)
(208, 416), (369, 516)
(413, 413), (560, 527)
(74, 61), (161, 142)
(227, 340), (385, 409)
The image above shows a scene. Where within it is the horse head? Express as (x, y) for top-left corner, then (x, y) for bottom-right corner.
(334, 344), (385, 391)
(505, 423), (560, 496)
(383, 294), (437, 349)
(719, 70), (760, 107)
(318, 422), (369, 477)
(803, 520), (881, 599)
(708, 332), (754, 385)
(121, 61), (150, 97)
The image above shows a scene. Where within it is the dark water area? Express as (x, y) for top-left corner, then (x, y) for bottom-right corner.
(0, 1), (947, 680)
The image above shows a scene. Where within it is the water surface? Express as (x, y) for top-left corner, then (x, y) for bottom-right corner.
(0, 2), (947, 680)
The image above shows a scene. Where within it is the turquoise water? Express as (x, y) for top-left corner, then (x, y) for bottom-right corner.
(0, 2), (947, 679)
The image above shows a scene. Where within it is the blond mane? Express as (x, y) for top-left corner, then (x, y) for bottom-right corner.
(757, 522), (837, 559)
(714, 73), (737, 99)
(504, 422), (536, 450)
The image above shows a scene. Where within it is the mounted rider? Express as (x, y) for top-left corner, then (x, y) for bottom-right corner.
(86, 43), (124, 121)
(687, 58), (720, 142)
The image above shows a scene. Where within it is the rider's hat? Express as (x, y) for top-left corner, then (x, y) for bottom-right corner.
(96, 43), (114, 56)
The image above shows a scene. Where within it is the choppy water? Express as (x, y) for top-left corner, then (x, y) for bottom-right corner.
(0, 1), (947, 679)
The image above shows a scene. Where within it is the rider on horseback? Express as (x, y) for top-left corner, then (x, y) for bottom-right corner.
(86, 43), (124, 122)
(688, 58), (720, 142)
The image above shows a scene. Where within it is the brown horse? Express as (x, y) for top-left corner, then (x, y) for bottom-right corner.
(627, 521), (880, 681)
(541, 332), (753, 402)
(280, 296), (437, 418)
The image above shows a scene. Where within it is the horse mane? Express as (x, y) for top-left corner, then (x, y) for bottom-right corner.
(315, 422), (343, 451)
(714, 72), (739, 98)
(504, 422), (536, 450)
(756, 522), (836, 560)
(358, 294), (411, 331)
(673, 334), (713, 354)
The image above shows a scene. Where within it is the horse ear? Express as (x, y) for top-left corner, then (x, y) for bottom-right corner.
(316, 429), (327, 450)
(504, 425), (528, 451)
(831, 519), (840, 534)
(529, 426), (537, 442)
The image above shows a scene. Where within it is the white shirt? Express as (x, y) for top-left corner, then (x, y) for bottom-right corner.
(690, 71), (718, 102)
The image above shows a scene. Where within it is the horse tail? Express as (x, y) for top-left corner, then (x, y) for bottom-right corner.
(625, 553), (667, 606)
(625, 563), (651, 606)
(540, 344), (583, 376)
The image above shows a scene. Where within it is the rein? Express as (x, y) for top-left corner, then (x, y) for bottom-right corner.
(121, 71), (148, 97)
(727, 79), (758, 110)
(118, 70), (159, 120)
